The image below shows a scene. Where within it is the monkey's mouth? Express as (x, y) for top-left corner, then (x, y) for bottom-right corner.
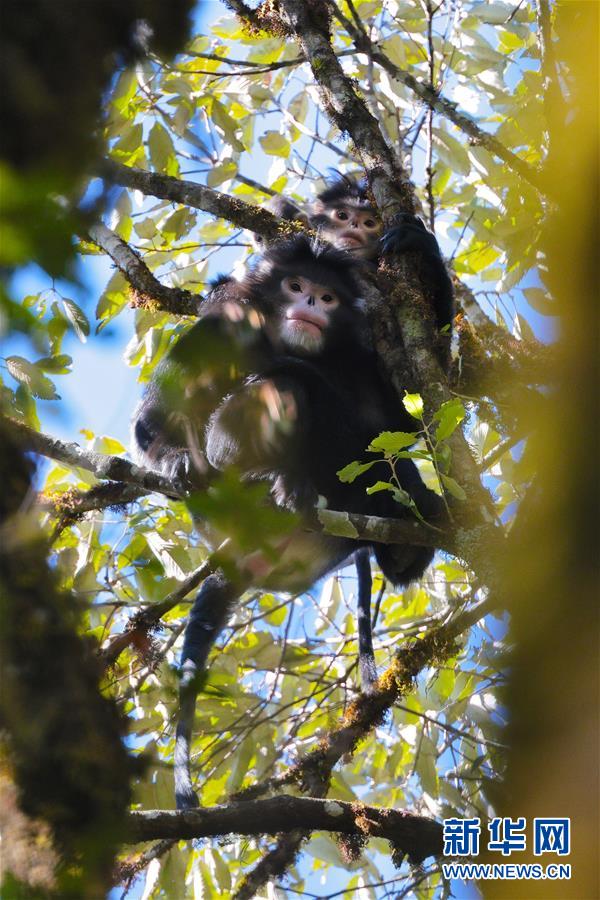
(337, 232), (364, 248)
(286, 313), (324, 336)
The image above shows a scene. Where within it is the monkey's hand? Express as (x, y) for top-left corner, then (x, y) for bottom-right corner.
(155, 446), (193, 483)
(380, 213), (454, 349)
(380, 213), (442, 259)
(205, 378), (300, 474)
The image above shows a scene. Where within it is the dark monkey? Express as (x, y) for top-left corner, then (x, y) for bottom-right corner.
(266, 172), (455, 368)
(132, 236), (442, 808)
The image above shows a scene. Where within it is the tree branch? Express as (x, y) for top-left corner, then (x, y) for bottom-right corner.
(0, 419), (131, 895)
(274, 0), (417, 216)
(100, 560), (213, 668)
(41, 482), (149, 520)
(100, 159), (297, 240)
(10, 419), (185, 497)
(229, 594), (496, 895)
(88, 221), (201, 315)
(17, 421), (452, 553)
(336, 13), (546, 194)
(233, 594), (496, 800)
(125, 795), (443, 864)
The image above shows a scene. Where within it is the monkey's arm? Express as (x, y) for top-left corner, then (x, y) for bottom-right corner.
(205, 373), (306, 472)
(380, 213), (454, 338)
(132, 307), (273, 483)
(132, 375), (197, 483)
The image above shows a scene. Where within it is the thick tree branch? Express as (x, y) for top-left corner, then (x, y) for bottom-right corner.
(125, 795), (443, 864)
(16, 421), (452, 552)
(0, 419), (131, 895)
(40, 482), (149, 520)
(246, 1), (494, 542)
(312, 508), (452, 552)
(100, 159), (298, 240)
(88, 221), (200, 315)
(273, 0), (417, 217)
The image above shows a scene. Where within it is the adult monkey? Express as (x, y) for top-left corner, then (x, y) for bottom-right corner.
(254, 174), (455, 687)
(132, 236), (442, 809)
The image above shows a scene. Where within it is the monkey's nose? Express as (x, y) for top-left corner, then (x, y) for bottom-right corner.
(308, 296), (315, 305)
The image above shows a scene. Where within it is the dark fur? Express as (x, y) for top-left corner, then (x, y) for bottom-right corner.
(132, 235), (441, 808)
(252, 195), (309, 249)
(312, 174), (455, 366)
(316, 173), (372, 208)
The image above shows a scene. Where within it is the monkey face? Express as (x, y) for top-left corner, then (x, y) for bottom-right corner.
(278, 275), (340, 353)
(317, 203), (382, 260)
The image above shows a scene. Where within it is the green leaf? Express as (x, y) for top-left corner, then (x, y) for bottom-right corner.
(336, 460), (377, 483)
(207, 160), (238, 188)
(259, 131), (291, 158)
(392, 486), (413, 507)
(433, 128), (471, 177)
(417, 734), (439, 795)
(258, 593), (288, 626)
(94, 436), (126, 455)
(61, 297), (90, 342)
(288, 91), (309, 125)
(96, 272), (128, 326)
(434, 398), (466, 442)
(145, 532), (192, 580)
(148, 122), (180, 177)
(110, 70), (137, 116)
(211, 100), (245, 153)
(403, 392), (424, 419)
(366, 480), (395, 495)
(465, 241), (501, 275)
(112, 123), (143, 156)
(161, 207), (196, 241)
(15, 384), (39, 428)
(440, 474), (467, 500)
(499, 28), (527, 53)
(513, 312), (536, 342)
(35, 354), (72, 374)
(470, 1), (514, 24)
(6, 356), (58, 400)
(134, 217), (158, 240)
(368, 431), (417, 453)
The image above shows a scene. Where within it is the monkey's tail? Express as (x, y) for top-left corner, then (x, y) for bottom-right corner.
(174, 573), (238, 810)
(355, 547), (378, 692)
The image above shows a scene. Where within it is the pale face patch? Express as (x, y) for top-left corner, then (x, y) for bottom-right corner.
(280, 276), (340, 353)
(320, 204), (382, 259)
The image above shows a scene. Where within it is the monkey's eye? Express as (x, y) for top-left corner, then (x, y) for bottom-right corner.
(364, 219), (377, 228)
(289, 281), (302, 292)
(321, 294), (334, 304)
(336, 210), (349, 220)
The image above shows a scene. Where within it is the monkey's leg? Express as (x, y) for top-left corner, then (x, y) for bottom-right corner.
(174, 572), (241, 809)
(355, 547), (378, 692)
